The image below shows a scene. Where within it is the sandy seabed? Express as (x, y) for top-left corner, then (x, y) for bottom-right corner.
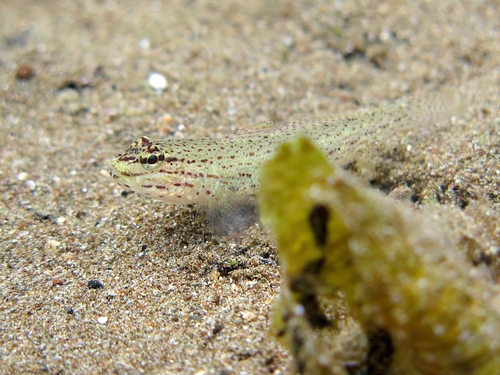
(1, 1), (499, 374)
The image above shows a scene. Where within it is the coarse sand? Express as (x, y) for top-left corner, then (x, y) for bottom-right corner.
(1, 1), (499, 374)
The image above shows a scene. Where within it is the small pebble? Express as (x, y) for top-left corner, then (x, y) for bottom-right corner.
(44, 239), (62, 256)
(159, 113), (175, 135)
(51, 278), (64, 286)
(17, 172), (28, 181)
(139, 38), (150, 49)
(35, 210), (53, 221)
(241, 311), (257, 321)
(388, 186), (414, 202)
(162, 113), (173, 125)
(25, 180), (36, 191)
(46, 239), (61, 249)
(16, 65), (34, 80)
(97, 316), (108, 324)
(283, 35), (295, 46)
(88, 280), (104, 289)
(173, 124), (186, 138)
(147, 72), (167, 93)
(57, 88), (83, 115)
(106, 109), (119, 122)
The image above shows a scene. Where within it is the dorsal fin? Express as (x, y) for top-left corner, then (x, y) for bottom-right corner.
(230, 120), (276, 138)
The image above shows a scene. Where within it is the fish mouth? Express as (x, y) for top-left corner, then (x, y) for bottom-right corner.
(109, 169), (132, 190)
(110, 158), (124, 174)
(110, 158), (145, 178)
(109, 160), (138, 189)
(109, 169), (122, 180)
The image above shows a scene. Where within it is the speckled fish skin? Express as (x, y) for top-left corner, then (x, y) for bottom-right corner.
(110, 89), (463, 204)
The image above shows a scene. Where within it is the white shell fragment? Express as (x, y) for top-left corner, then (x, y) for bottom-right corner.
(147, 72), (167, 93)
(139, 38), (150, 49)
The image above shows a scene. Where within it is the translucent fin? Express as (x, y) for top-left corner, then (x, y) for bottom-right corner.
(231, 120), (276, 138)
(205, 197), (259, 236)
(197, 181), (259, 236)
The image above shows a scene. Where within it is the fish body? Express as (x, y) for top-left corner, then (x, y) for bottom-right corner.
(110, 89), (463, 205)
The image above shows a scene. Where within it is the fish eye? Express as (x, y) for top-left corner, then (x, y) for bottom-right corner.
(140, 152), (164, 170)
(147, 154), (158, 164)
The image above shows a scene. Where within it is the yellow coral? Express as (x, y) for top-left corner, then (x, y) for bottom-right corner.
(259, 137), (500, 375)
